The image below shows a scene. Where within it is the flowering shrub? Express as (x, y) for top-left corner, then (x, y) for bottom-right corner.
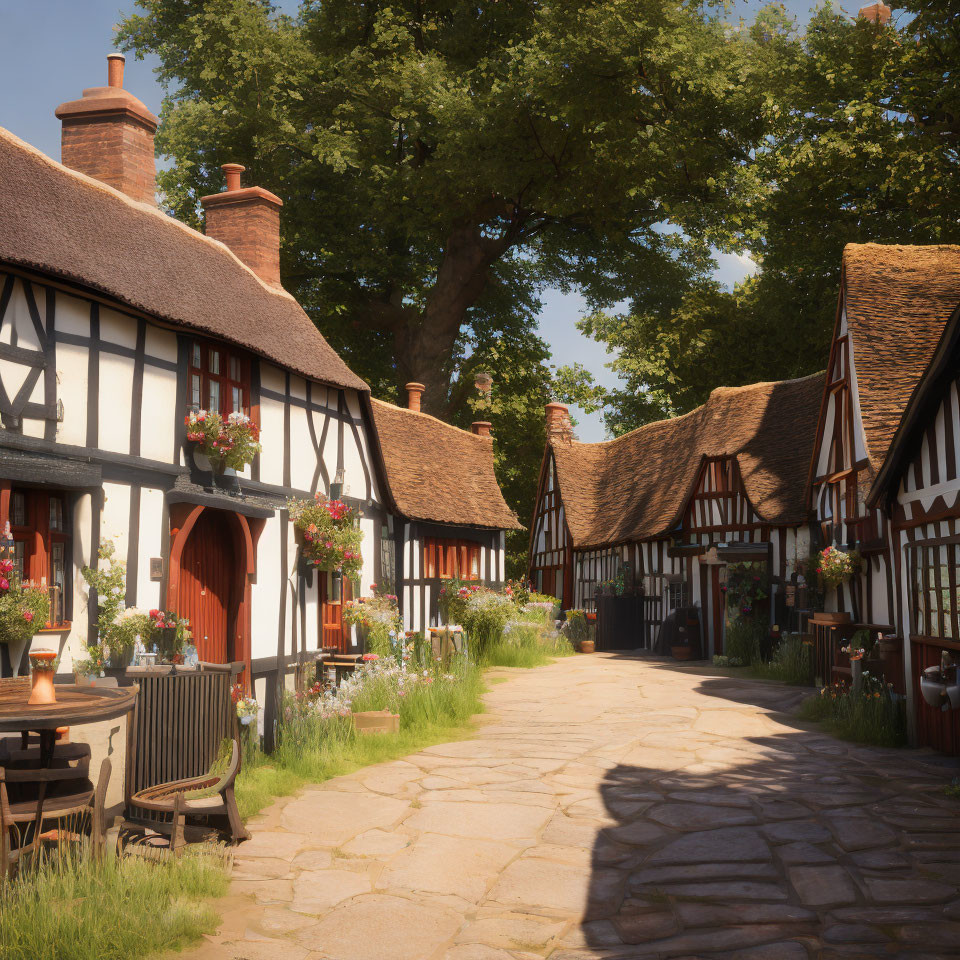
(817, 546), (860, 591)
(723, 562), (768, 616)
(0, 557), (50, 646)
(288, 494), (363, 578)
(343, 590), (401, 658)
(563, 609), (591, 644)
(800, 672), (906, 747)
(185, 409), (261, 472)
(442, 585), (515, 655)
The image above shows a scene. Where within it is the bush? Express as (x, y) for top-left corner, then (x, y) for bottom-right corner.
(563, 609), (591, 645)
(725, 616), (764, 665)
(799, 673), (907, 747)
(0, 846), (228, 960)
(750, 634), (814, 686)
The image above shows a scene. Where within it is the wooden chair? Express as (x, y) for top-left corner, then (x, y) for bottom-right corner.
(0, 757), (111, 879)
(126, 738), (248, 850)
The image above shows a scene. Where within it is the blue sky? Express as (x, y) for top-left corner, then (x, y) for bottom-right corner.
(0, 0), (857, 440)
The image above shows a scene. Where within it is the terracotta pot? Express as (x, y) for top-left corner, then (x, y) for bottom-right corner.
(812, 612), (851, 624)
(352, 710), (400, 735)
(579, 640), (595, 654)
(671, 644), (693, 661)
(28, 650), (58, 706)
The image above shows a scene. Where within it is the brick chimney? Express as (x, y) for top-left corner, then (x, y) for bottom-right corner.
(55, 54), (158, 205)
(200, 163), (284, 289)
(545, 402), (572, 444)
(405, 382), (425, 412)
(471, 421), (492, 437)
(858, 2), (891, 23)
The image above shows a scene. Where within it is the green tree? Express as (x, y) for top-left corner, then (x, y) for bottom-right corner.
(586, 2), (960, 434)
(118, 0), (764, 574)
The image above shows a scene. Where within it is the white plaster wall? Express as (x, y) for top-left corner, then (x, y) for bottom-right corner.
(56, 290), (90, 338)
(135, 487), (166, 612)
(140, 365), (177, 462)
(144, 323), (177, 364)
(258, 396), (285, 487)
(98, 352), (134, 454)
(99, 306), (138, 349)
(289, 405), (315, 492)
(251, 516), (282, 662)
(100, 482), (132, 562)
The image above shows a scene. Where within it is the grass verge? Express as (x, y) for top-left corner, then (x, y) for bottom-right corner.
(0, 847), (228, 960)
(797, 682), (907, 748)
(236, 661), (486, 820)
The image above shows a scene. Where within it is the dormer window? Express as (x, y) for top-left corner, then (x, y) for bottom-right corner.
(189, 340), (250, 417)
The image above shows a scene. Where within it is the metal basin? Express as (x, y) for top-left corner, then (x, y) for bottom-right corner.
(920, 664), (960, 711)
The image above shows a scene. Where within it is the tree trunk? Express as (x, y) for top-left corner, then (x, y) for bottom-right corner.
(366, 217), (515, 415)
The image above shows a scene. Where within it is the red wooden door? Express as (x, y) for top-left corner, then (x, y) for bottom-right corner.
(711, 566), (725, 657)
(177, 510), (238, 663)
(320, 576), (352, 652)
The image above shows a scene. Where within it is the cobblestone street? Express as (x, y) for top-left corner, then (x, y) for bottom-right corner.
(183, 654), (960, 960)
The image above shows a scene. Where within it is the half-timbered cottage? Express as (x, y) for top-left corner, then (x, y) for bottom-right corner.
(807, 244), (960, 630)
(529, 374), (824, 653)
(869, 299), (960, 752)
(0, 57), (396, 720)
(370, 384), (521, 633)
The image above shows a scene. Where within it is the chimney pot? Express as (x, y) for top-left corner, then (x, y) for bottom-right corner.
(107, 53), (125, 88)
(405, 382), (426, 413)
(55, 54), (158, 205)
(200, 164), (284, 288)
(222, 162), (245, 192)
(471, 421), (492, 437)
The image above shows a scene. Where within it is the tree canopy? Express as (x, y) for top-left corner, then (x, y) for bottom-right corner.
(588, 1), (960, 431)
(118, 0), (765, 573)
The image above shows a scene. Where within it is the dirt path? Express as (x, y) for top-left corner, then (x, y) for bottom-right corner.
(179, 654), (960, 960)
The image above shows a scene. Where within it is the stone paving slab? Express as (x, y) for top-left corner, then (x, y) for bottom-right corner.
(174, 654), (960, 960)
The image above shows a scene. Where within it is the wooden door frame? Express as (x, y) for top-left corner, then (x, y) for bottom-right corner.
(168, 504), (257, 678)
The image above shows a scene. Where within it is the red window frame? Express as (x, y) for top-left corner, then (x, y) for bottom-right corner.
(188, 339), (252, 419)
(422, 538), (482, 581)
(1, 484), (70, 628)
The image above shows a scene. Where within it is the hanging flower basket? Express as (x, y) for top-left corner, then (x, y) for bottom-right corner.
(288, 494), (363, 579)
(816, 546), (860, 591)
(185, 410), (261, 474)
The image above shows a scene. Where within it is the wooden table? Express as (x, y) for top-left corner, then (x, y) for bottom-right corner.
(0, 683), (138, 767)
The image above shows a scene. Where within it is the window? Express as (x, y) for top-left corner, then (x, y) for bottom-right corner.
(910, 541), (960, 641)
(422, 538), (482, 580)
(379, 522), (396, 596)
(4, 487), (70, 627)
(188, 340), (250, 418)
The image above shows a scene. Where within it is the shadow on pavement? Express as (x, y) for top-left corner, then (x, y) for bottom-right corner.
(573, 732), (960, 959)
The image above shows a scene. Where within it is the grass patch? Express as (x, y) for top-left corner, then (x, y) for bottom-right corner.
(748, 635), (815, 686)
(481, 621), (574, 669)
(798, 677), (907, 748)
(236, 661), (485, 820)
(0, 847), (228, 960)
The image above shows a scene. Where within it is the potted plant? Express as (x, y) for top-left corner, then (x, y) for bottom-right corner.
(148, 609), (192, 662)
(185, 409), (261, 489)
(73, 644), (106, 685)
(288, 494), (363, 579)
(0, 559), (51, 674)
(343, 588), (401, 659)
